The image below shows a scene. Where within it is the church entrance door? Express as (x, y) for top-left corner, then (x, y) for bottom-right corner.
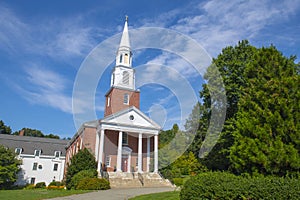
(122, 156), (128, 172)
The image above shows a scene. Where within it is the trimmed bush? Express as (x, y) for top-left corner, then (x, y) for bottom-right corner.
(24, 184), (35, 190)
(35, 182), (46, 188)
(47, 185), (65, 190)
(180, 172), (300, 200)
(48, 181), (64, 187)
(76, 178), (110, 190)
(69, 169), (98, 189)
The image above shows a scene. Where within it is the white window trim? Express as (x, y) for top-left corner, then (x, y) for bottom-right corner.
(54, 151), (60, 158)
(34, 150), (41, 157)
(15, 148), (22, 155)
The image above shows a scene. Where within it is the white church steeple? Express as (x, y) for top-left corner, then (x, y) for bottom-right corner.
(111, 16), (135, 90)
(115, 16), (132, 67)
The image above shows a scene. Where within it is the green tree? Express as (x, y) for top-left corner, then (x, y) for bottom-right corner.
(0, 120), (12, 134)
(13, 128), (60, 139)
(229, 46), (300, 176)
(0, 145), (21, 189)
(189, 40), (257, 170)
(65, 148), (97, 189)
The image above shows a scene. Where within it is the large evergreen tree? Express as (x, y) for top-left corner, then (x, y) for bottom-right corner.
(229, 46), (300, 176)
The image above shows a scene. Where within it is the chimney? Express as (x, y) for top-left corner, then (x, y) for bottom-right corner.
(19, 129), (24, 136)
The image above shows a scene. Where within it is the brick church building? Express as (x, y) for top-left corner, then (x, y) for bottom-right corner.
(64, 18), (172, 187)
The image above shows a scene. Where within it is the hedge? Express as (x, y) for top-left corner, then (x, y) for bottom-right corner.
(76, 178), (110, 190)
(180, 172), (300, 200)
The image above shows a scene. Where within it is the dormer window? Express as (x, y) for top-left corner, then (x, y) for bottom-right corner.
(34, 150), (41, 157)
(15, 148), (22, 155)
(54, 151), (60, 158)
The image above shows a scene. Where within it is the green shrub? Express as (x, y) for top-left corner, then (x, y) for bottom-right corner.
(48, 181), (64, 187)
(76, 178), (110, 190)
(172, 178), (184, 186)
(47, 185), (65, 190)
(24, 184), (35, 190)
(35, 182), (46, 188)
(69, 169), (98, 189)
(180, 172), (300, 200)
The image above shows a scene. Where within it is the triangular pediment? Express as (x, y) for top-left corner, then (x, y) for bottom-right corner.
(100, 106), (161, 130)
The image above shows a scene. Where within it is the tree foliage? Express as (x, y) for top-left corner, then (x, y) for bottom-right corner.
(229, 46), (300, 176)
(0, 145), (21, 189)
(185, 40), (299, 177)
(0, 120), (12, 135)
(12, 128), (60, 139)
(65, 148), (97, 189)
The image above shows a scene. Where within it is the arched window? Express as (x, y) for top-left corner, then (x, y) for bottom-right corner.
(119, 54), (123, 63)
(123, 71), (129, 85)
(124, 53), (129, 64)
(123, 93), (129, 105)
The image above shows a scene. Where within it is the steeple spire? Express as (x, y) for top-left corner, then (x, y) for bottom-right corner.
(116, 16), (132, 67)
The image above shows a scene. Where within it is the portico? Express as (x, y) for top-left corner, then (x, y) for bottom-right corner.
(95, 106), (160, 174)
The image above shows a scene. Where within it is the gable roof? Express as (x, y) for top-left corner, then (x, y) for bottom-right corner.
(100, 106), (161, 131)
(0, 134), (69, 156)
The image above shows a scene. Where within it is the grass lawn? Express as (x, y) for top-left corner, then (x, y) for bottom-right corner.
(130, 191), (180, 200)
(0, 189), (91, 200)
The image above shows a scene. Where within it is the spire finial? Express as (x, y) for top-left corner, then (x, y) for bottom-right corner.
(125, 15), (128, 22)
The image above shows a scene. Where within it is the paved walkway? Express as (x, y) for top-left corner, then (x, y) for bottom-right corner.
(46, 187), (176, 200)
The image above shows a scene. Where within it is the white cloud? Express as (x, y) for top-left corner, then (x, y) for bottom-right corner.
(15, 65), (73, 113)
(0, 4), (102, 61)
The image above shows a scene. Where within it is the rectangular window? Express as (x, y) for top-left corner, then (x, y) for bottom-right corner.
(123, 93), (129, 105)
(34, 150), (41, 157)
(107, 97), (110, 107)
(53, 163), (58, 171)
(105, 156), (111, 167)
(32, 162), (38, 170)
(54, 151), (60, 158)
(122, 132), (128, 145)
(15, 148), (22, 155)
(30, 177), (35, 185)
(136, 158), (138, 167)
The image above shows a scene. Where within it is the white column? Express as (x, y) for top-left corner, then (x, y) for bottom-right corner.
(138, 133), (143, 173)
(127, 154), (131, 173)
(146, 137), (150, 172)
(97, 129), (105, 171)
(95, 131), (99, 162)
(154, 134), (158, 172)
(116, 131), (123, 172)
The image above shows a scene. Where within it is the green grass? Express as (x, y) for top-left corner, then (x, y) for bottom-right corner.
(0, 189), (91, 200)
(130, 191), (180, 200)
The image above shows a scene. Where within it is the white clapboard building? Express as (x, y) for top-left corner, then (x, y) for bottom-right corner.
(0, 134), (68, 186)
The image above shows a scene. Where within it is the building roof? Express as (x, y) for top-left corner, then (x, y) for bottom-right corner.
(0, 134), (69, 156)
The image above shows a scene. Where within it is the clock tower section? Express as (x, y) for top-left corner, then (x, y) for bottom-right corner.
(104, 17), (140, 117)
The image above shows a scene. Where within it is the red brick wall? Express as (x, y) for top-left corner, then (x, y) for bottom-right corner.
(104, 88), (140, 116)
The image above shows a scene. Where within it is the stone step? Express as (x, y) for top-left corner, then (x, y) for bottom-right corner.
(107, 172), (174, 188)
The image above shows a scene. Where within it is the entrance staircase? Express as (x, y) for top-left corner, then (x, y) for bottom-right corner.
(105, 172), (174, 188)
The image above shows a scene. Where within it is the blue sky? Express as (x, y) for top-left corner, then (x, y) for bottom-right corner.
(1, 0), (299, 138)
